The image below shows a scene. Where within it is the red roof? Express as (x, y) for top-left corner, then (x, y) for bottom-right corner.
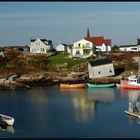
(85, 36), (104, 46)
(104, 39), (111, 46)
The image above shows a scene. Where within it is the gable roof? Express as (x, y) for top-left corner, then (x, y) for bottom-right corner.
(89, 59), (113, 67)
(85, 36), (103, 46)
(61, 44), (67, 46)
(104, 39), (111, 46)
(84, 28), (111, 47)
(30, 38), (52, 45)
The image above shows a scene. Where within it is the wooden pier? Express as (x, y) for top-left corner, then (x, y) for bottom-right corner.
(124, 110), (140, 119)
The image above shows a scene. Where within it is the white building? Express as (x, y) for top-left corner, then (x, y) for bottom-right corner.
(30, 38), (53, 54)
(55, 43), (73, 54)
(119, 45), (140, 52)
(55, 43), (67, 52)
(119, 39), (140, 52)
(88, 59), (115, 79)
(72, 39), (94, 58)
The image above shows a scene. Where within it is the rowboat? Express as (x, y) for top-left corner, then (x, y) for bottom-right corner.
(60, 83), (86, 89)
(0, 114), (14, 126)
(87, 83), (116, 88)
(121, 75), (140, 89)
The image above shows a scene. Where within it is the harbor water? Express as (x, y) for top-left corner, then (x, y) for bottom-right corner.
(0, 86), (140, 138)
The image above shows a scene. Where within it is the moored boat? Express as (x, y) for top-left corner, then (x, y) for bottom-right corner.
(0, 114), (14, 126)
(87, 83), (116, 88)
(60, 83), (86, 89)
(120, 75), (140, 89)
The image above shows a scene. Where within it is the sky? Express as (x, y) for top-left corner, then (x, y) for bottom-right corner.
(1, 2), (140, 47)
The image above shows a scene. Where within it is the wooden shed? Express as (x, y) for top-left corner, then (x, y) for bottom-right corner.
(88, 59), (115, 79)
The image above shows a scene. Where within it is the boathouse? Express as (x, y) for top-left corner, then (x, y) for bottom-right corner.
(88, 58), (115, 79)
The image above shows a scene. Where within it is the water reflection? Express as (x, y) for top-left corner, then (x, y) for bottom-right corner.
(122, 89), (140, 124)
(87, 88), (115, 103)
(26, 88), (49, 104)
(71, 92), (95, 123)
(60, 88), (116, 124)
(0, 124), (15, 134)
(126, 114), (140, 125)
(60, 88), (95, 123)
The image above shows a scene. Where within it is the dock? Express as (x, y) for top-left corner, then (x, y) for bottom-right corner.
(124, 110), (140, 119)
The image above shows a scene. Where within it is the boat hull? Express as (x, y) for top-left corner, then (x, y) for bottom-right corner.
(87, 83), (116, 88)
(0, 114), (14, 126)
(121, 80), (140, 89)
(60, 83), (86, 89)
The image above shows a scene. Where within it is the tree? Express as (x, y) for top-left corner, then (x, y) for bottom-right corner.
(111, 45), (119, 51)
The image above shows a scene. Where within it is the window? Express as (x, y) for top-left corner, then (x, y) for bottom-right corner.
(78, 44), (80, 47)
(98, 71), (101, 74)
(109, 69), (112, 73)
(137, 78), (140, 83)
(131, 48), (138, 50)
(86, 43), (90, 47)
(76, 51), (80, 54)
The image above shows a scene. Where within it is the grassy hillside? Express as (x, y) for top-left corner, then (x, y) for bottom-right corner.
(47, 54), (94, 71)
(0, 49), (95, 77)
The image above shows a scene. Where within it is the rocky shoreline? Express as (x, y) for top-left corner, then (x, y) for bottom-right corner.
(0, 72), (123, 90)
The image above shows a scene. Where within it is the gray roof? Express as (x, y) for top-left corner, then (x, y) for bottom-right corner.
(119, 45), (138, 48)
(30, 39), (52, 44)
(89, 59), (113, 67)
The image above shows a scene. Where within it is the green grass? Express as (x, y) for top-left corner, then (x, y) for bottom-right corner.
(47, 54), (94, 71)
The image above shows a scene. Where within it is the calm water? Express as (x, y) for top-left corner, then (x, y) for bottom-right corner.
(0, 86), (140, 138)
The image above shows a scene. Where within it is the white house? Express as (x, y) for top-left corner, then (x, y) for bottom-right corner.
(88, 59), (115, 79)
(55, 43), (73, 54)
(72, 39), (94, 58)
(55, 44), (67, 52)
(119, 39), (140, 52)
(30, 38), (53, 54)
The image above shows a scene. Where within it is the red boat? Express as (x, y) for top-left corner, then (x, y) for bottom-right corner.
(121, 75), (140, 89)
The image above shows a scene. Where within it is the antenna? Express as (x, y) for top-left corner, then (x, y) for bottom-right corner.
(70, 38), (73, 44)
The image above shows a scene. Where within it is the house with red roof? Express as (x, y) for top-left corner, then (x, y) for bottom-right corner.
(84, 28), (111, 52)
(71, 28), (111, 58)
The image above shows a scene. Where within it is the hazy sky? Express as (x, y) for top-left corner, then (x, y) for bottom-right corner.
(1, 2), (140, 47)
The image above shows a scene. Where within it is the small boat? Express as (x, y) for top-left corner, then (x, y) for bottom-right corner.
(120, 75), (140, 89)
(0, 114), (14, 126)
(60, 83), (86, 89)
(87, 83), (116, 88)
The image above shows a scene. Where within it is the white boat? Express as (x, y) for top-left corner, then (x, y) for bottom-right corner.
(0, 114), (14, 126)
